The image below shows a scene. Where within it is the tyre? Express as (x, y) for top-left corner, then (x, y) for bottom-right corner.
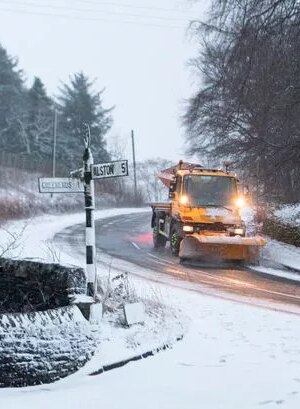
(170, 225), (181, 256)
(153, 217), (167, 249)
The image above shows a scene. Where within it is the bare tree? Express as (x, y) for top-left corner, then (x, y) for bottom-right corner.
(185, 0), (300, 203)
(137, 158), (173, 202)
(0, 222), (28, 258)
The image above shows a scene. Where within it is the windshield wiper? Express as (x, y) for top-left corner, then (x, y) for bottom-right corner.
(205, 204), (233, 212)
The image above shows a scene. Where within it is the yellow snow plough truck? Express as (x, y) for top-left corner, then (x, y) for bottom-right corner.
(150, 161), (266, 262)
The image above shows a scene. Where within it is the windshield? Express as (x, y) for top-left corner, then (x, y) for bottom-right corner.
(183, 175), (237, 207)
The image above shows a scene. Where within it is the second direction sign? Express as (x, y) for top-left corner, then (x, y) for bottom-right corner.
(38, 177), (84, 193)
(91, 160), (128, 180)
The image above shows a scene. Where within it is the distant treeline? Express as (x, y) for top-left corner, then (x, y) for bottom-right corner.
(185, 0), (300, 204)
(0, 44), (113, 171)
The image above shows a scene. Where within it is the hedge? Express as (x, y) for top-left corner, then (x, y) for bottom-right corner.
(263, 217), (300, 247)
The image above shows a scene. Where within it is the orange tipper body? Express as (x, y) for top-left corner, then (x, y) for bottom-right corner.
(150, 161), (266, 261)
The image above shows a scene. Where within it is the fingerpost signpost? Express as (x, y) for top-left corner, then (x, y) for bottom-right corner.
(38, 127), (129, 299)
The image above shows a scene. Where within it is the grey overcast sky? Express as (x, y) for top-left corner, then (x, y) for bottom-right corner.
(0, 0), (209, 162)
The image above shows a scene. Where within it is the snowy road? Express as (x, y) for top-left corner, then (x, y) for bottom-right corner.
(55, 211), (300, 312)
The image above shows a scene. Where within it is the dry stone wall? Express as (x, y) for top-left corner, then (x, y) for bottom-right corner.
(0, 258), (97, 387)
(0, 306), (97, 387)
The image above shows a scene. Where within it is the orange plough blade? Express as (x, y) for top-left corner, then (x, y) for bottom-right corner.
(179, 234), (266, 262)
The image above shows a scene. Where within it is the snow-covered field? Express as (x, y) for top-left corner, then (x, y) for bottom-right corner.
(1, 208), (300, 408)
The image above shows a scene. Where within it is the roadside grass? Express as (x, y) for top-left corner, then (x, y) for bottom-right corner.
(97, 268), (184, 330)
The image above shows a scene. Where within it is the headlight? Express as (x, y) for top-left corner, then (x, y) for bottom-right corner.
(227, 226), (245, 236)
(179, 195), (189, 206)
(183, 225), (194, 233)
(236, 196), (245, 208)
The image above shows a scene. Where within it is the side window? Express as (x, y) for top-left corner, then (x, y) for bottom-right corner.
(176, 176), (181, 194)
(183, 176), (189, 194)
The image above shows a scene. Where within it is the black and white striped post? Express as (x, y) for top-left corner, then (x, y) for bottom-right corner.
(83, 128), (97, 298)
(38, 127), (129, 308)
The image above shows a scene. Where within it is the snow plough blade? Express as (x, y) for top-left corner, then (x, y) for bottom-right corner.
(179, 234), (266, 262)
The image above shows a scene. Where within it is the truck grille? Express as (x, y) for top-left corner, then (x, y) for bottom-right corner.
(195, 223), (231, 232)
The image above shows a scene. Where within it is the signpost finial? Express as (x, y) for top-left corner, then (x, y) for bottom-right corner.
(83, 123), (91, 149)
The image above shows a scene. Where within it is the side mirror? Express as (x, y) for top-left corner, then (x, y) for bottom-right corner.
(169, 181), (176, 199)
(169, 181), (176, 192)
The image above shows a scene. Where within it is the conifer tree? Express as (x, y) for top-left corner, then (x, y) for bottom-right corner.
(58, 72), (113, 167)
(0, 44), (26, 154)
(27, 76), (53, 159)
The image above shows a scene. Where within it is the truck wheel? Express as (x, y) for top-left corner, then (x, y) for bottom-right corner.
(153, 218), (167, 249)
(170, 226), (181, 256)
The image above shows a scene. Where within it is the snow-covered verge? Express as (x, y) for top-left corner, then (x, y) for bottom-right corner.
(262, 238), (300, 272)
(84, 298), (185, 376)
(0, 208), (300, 408)
(0, 208), (185, 388)
(241, 206), (300, 273)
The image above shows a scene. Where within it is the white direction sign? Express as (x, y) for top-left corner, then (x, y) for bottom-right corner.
(38, 178), (84, 193)
(91, 160), (128, 180)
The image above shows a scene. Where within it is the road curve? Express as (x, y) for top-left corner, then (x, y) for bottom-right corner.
(55, 211), (300, 311)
